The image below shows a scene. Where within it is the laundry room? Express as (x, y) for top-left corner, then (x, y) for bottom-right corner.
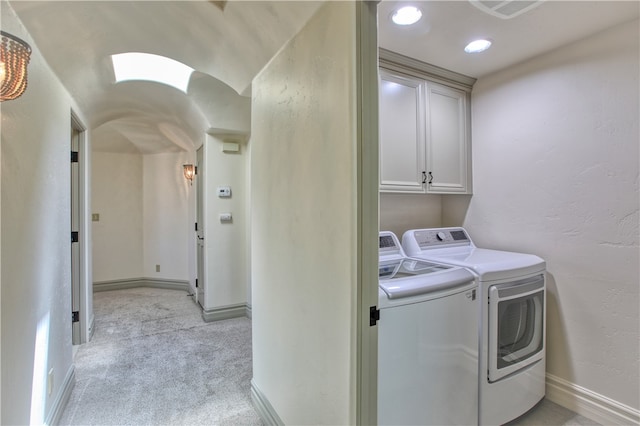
(378, 6), (638, 425)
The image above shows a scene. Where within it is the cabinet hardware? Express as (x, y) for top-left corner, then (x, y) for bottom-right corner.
(422, 171), (427, 184)
(428, 172), (434, 184)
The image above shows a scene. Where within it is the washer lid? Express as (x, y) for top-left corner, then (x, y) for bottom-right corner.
(379, 259), (475, 299)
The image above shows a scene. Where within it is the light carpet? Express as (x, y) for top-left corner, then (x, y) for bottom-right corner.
(60, 287), (262, 426)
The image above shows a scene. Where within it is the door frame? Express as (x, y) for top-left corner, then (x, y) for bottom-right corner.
(71, 111), (92, 343)
(195, 145), (205, 308)
(356, 1), (379, 424)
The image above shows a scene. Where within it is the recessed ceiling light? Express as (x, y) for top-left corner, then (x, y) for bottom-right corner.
(111, 52), (194, 93)
(464, 39), (492, 53)
(391, 6), (423, 26)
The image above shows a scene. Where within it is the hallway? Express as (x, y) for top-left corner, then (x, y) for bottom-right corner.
(60, 288), (259, 425)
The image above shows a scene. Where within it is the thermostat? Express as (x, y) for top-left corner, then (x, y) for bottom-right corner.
(217, 186), (231, 197)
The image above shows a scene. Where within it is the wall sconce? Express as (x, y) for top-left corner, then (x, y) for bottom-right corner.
(183, 164), (195, 185)
(1, 31), (32, 102)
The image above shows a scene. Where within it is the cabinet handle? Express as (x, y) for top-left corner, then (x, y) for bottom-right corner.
(422, 171), (427, 184)
(428, 172), (434, 184)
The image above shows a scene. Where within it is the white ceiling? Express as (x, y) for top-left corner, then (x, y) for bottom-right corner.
(8, 1), (639, 154)
(378, 1), (639, 80)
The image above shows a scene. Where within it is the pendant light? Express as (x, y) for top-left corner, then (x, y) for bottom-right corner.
(1, 31), (32, 102)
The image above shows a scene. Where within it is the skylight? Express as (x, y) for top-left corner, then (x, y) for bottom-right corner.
(111, 52), (194, 93)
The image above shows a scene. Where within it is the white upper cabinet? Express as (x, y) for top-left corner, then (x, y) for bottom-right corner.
(379, 70), (426, 193)
(425, 82), (471, 194)
(379, 49), (475, 194)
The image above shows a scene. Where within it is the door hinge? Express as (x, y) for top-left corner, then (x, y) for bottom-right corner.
(194, 166), (198, 175)
(195, 222), (198, 232)
(195, 278), (198, 288)
(72, 311), (79, 322)
(71, 151), (79, 163)
(370, 306), (380, 326)
(71, 231), (79, 243)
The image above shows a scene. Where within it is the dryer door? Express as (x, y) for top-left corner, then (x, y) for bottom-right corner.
(488, 274), (545, 382)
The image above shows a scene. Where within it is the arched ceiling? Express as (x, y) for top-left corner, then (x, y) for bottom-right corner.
(9, 1), (323, 153)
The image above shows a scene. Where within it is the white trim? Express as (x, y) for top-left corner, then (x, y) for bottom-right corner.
(201, 303), (247, 322)
(546, 373), (640, 426)
(44, 365), (75, 426)
(245, 304), (252, 319)
(379, 48), (477, 92)
(251, 380), (284, 426)
(93, 278), (189, 293)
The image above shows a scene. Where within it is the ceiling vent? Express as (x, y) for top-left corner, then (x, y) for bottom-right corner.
(469, 0), (545, 19)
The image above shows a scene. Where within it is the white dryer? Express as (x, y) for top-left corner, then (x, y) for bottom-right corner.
(377, 231), (478, 425)
(402, 227), (546, 426)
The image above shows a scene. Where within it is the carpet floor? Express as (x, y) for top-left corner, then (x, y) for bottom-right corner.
(59, 287), (262, 426)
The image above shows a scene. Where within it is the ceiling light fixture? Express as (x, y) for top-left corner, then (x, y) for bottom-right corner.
(111, 52), (194, 93)
(1, 31), (32, 102)
(391, 6), (423, 26)
(464, 39), (492, 53)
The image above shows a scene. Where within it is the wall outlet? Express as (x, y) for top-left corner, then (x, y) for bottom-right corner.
(156, 264), (160, 272)
(92, 213), (100, 222)
(48, 368), (54, 396)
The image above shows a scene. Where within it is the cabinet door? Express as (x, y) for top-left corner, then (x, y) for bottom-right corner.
(425, 83), (471, 194)
(379, 70), (426, 193)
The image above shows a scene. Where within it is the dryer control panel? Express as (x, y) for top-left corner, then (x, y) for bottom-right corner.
(409, 228), (473, 250)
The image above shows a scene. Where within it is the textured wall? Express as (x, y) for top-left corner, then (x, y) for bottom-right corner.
(250, 2), (358, 423)
(92, 152), (144, 281)
(203, 135), (247, 310)
(0, 1), (86, 422)
(456, 19), (639, 409)
(92, 152), (194, 283)
(142, 153), (192, 280)
(380, 193), (441, 239)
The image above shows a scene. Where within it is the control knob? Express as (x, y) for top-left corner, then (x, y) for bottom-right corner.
(436, 231), (447, 241)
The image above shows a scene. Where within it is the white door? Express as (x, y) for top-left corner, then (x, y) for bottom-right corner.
(196, 146), (205, 308)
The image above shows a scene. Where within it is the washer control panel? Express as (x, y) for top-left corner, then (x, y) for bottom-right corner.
(413, 228), (471, 249)
(379, 231), (404, 257)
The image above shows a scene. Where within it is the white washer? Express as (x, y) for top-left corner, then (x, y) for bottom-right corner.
(377, 231), (478, 426)
(402, 227), (546, 425)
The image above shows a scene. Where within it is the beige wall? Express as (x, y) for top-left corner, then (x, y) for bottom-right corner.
(449, 19), (639, 413)
(92, 152), (143, 281)
(250, 2), (359, 423)
(92, 151), (194, 284)
(380, 193), (441, 239)
(202, 134), (247, 310)
(1, 1), (88, 423)
(142, 152), (194, 281)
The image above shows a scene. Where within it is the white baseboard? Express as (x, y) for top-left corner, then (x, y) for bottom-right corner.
(93, 278), (189, 293)
(45, 365), (75, 426)
(201, 303), (248, 322)
(251, 379), (284, 426)
(546, 373), (640, 425)
(246, 304), (252, 319)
